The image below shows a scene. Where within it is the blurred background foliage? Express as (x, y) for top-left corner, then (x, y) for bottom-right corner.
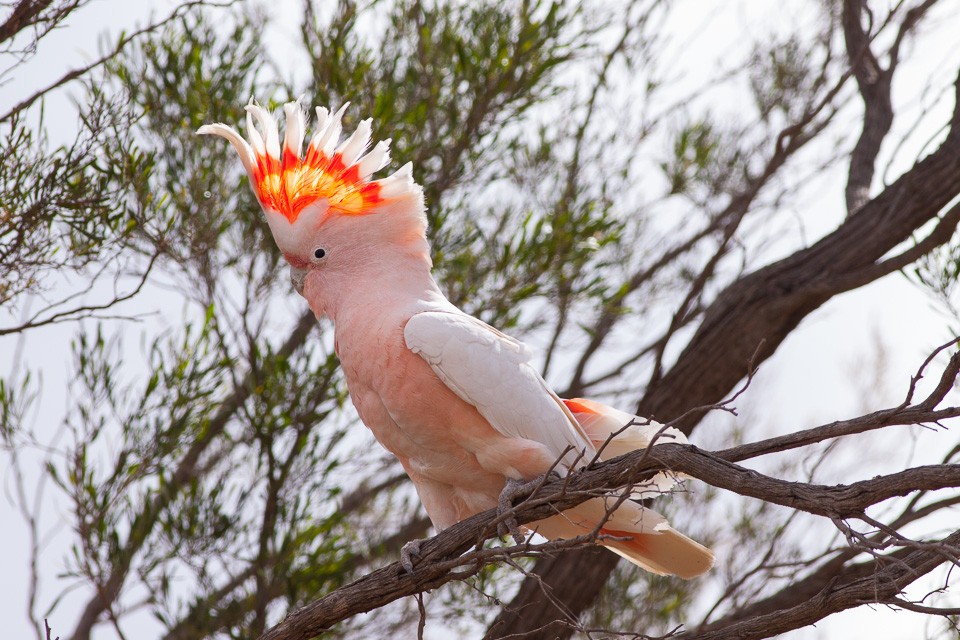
(2, 0), (960, 639)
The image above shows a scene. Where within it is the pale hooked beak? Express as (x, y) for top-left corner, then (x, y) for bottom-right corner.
(289, 265), (308, 295)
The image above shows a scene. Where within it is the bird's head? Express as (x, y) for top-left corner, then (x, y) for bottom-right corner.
(198, 99), (427, 295)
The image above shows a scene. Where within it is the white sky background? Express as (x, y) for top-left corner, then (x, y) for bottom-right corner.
(2, 0), (960, 638)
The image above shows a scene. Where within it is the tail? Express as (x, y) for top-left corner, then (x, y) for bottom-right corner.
(532, 499), (714, 579)
(537, 397), (714, 579)
(602, 526), (714, 579)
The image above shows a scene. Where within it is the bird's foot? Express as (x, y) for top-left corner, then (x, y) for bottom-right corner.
(496, 472), (560, 544)
(400, 538), (424, 575)
(497, 478), (527, 544)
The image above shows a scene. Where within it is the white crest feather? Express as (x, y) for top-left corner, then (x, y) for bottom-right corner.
(283, 99), (306, 158)
(337, 118), (372, 166)
(357, 139), (391, 179)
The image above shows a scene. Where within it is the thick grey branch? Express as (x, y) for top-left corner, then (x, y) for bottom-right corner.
(842, 0), (894, 214)
(490, 66), (960, 640)
(258, 388), (960, 640)
(641, 69), (960, 432)
(683, 528), (960, 640)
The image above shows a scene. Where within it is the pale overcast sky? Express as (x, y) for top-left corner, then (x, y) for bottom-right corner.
(3, 1), (959, 638)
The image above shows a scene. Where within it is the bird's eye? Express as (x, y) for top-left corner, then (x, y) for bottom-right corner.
(313, 248), (326, 260)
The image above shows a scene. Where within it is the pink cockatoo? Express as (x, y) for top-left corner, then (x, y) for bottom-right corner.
(199, 100), (714, 579)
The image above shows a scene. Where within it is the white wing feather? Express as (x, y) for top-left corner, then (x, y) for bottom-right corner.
(404, 311), (594, 469)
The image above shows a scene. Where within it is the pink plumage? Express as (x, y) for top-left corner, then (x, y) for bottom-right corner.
(200, 101), (714, 579)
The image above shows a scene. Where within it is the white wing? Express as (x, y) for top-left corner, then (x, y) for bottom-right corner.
(404, 311), (594, 469)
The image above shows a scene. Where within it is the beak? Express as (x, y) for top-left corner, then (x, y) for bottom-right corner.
(289, 265), (308, 295)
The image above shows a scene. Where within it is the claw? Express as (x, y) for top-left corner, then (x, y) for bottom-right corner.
(400, 538), (423, 575)
(497, 478), (528, 543)
(497, 471), (563, 545)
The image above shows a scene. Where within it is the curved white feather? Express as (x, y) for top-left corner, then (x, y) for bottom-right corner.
(357, 140), (391, 179)
(404, 311), (593, 470)
(283, 100), (306, 158)
(244, 108), (266, 157)
(320, 103), (350, 156)
(337, 118), (372, 166)
(196, 123), (255, 175)
(377, 162), (415, 198)
(247, 102), (280, 159)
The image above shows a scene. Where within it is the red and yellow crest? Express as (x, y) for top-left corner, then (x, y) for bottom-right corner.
(199, 100), (413, 223)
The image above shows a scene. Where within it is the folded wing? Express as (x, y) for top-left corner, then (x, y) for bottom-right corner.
(404, 310), (593, 470)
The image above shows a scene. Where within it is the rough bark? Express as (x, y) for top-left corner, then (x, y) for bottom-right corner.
(482, 547), (616, 640)
(0, 0), (57, 45)
(486, 71), (960, 639)
(257, 372), (960, 639)
(841, 0), (894, 214)
(682, 528), (960, 640)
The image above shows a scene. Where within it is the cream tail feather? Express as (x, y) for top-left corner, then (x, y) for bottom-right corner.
(538, 397), (715, 579)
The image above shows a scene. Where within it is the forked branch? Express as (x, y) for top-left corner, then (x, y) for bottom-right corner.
(259, 348), (960, 640)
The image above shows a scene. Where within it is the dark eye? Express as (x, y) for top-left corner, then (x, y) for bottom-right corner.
(313, 248), (326, 259)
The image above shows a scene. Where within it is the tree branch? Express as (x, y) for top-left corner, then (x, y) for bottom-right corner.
(492, 67), (960, 639)
(258, 363), (960, 640)
(842, 0), (894, 214)
(0, 0), (238, 124)
(0, 0), (58, 45)
(684, 527), (960, 639)
(640, 67), (960, 432)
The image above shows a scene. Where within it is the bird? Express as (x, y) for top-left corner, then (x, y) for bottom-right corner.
(198, 99), (714, 579)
